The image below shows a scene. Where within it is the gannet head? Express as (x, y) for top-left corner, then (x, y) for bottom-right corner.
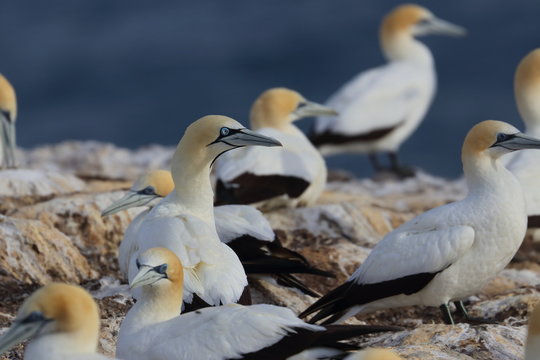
(0, 74), (17, 121)
(526, 304), (540, 360)
(380, 4), (466, 60)
(462, 120), (540, 162)
(0, 283), (100, 355)
(130, 247), (184, 291)
(250, 87), (337, 130)
(101, 169), (174, 216)
(174, 115), (282, 169)
(346, 348), (403, 360)
(515, 49), (540, 130)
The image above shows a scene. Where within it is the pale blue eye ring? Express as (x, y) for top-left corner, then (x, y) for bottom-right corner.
(220, 127), (230, 136)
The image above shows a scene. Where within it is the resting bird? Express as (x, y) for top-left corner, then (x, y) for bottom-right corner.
(116, 247), (399, 360)
(215, 87), (337, 210)
(301, 120), (540, 325)
(123, 115), (281, 308)
(310, 4), (465, 177)
(506, 49), (540, 227)
(0, 74), (17, 168)
(0, 283), (114, 359)
(102, 169), (334, 297)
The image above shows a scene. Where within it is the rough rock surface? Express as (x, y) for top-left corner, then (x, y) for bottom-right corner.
(0, 142), (538, 360)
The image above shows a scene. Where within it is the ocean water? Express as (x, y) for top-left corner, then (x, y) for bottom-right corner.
(1, 0), (539, 178)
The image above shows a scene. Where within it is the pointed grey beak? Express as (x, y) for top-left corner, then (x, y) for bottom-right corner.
(416, 17), (467, 37)
(495, 133), (540, 151)
(294, 101), (338, 120)
(130, 266), (166, 289)
(101, 191), (158, 216)
(221, 128), (282, 148)
(0, 313), (50, 354)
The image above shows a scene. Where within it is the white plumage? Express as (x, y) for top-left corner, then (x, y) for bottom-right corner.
(302, 120), (540, 324)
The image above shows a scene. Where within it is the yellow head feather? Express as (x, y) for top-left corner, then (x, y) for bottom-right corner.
(18, 283), (99, 341)
(0, 74), (17, 120)
(461, 120), (518, 160)
(250, 87), (305, 130)
(133, 169), (174, 197)
(380, 4), (431, 43)
(515, 49), (540, 126)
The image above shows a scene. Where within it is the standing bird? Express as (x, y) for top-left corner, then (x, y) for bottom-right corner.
(525, 303), (540, 360)
(310, 4), (466, 177)
(301, 121), (540, 325)
(117, 247), (398, 360)
(124, 115), (282, 308)
(102, 169), (334, 297)
(0, 74), (17, 168)
(506, 49), (540, 227)
(0, 283), (114, 359)
(215, 87), (337, 210)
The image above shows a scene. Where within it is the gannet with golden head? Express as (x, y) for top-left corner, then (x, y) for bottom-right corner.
(125, 115), (282, 307)
(525, 303), (540, 360)
(506, 49), (540, 226)
(215, 87), (337, 210)
(310, 4), (465, 176)
(117, 248), (398, 360)
(301, 120), (540, 325)
(0, 283), (114, 359)
(0, 74), (17, 168)
(103, 169), (334, 297)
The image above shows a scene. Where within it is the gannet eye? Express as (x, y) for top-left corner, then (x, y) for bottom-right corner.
(417, 18), (430, 26)
(297, 102), (307, 109)
(141, 186), (156, 196)
(496, 133), (511, 143)
(20, 311), (46, 324)
(136, 259), (141, 269)
(220, 127), (230, 137)
(155, 264), (168, 275)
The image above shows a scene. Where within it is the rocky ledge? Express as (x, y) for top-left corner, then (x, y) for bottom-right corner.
(0, 141), (538, 360)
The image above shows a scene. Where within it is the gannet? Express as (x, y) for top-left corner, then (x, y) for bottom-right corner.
(301, 120), (540, 325)
(104, 169), (334, 297)
(125, 115), (282, 308)
(0, 74), (17, 168)
(215, 87), (337, 209)
(525, 303), (540, 360)
(309, 4), (465, 176)
(117, 247), (398, 360)
(506, 49), (540, 227)
(0, 283), (113, 360)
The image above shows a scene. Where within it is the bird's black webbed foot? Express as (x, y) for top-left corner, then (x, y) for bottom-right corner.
(453, 301), (498, 325)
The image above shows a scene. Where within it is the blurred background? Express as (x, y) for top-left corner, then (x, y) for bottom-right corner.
(1, 0), (539, 178)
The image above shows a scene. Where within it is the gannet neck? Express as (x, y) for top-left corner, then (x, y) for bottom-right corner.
(462, 154), (511, 195)
(515, 49), (540, 134)
(170, 144), (215, 222)
(380, 32), (433, 66)
(25, 332), (97, 357)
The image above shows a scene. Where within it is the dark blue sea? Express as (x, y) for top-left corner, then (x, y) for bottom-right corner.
(1, 0), (539, 178)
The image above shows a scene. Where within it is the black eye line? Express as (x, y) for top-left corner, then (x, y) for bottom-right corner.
(1, 110), (11, 123)
(136, 259), (141, 269)
(206, 128), (244, 147)
(19, 311), (48, 325)
(296, 102), (308, 109)
(491, 133), (517, 148)
(154, 264), (168, 277)
(137, 186), (156, 196)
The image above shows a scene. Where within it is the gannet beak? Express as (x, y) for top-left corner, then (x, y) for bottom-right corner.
(101, 191), (157, 216)
(417, 17), (467, 37)
(218, 128), (282, 148)
(0, 312), (51, 354)
(295, 101), (338, 119)
(493, 133), (540, 151)
(130, 265), (168, 289)
(0, 112), (16, 168)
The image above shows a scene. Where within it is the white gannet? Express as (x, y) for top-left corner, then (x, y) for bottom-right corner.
(0, 283), (114, 360)
(117, 247), (398, 360)
(309, 4), (465, 177)
(525, 303), (540, 360)
(0, 74), (17, 168)
(301, 120), (540, 325)
(103, 169), (334, 297)
(215, 87), (337, 210)
(125, 115), (282, 308)
(506, 49), (540, 227)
